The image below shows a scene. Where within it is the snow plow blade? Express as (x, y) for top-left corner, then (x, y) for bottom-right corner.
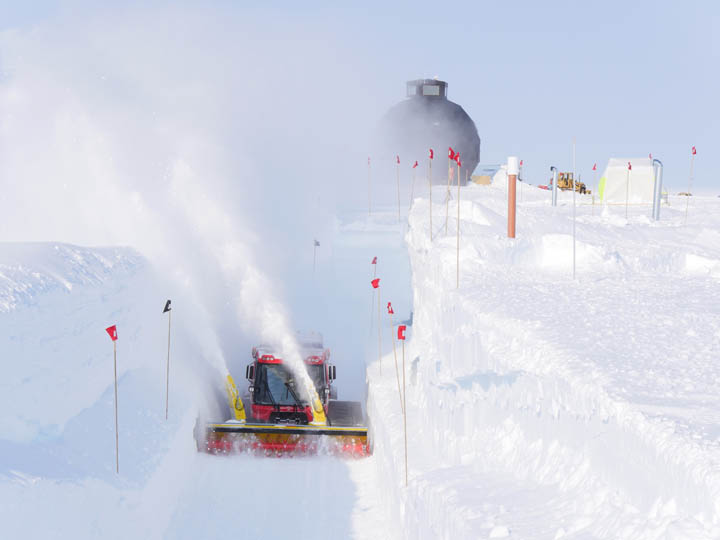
(203, 422), (371, 457)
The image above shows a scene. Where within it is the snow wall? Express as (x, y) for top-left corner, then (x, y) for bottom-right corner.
(367, 183), (720, 539)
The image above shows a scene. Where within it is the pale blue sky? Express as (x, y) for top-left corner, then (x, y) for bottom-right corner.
(1, 0), (717, 192)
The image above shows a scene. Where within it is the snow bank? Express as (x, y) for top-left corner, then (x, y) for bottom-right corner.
(367, 184), (720, 538)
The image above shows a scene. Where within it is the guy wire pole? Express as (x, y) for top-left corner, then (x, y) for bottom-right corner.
(685, 147), (696, 225)
(164, 300), (172, 420)
(113, 340), (119, 474)
(572, 138), (576, 280)
(388, 307), (404, 414)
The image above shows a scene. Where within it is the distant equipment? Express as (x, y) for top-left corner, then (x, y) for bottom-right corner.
(378, 79), (480, 185)
(550, 172), (591, 195)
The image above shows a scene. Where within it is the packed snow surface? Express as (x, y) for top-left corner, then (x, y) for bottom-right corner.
(1, 182), (719, 539)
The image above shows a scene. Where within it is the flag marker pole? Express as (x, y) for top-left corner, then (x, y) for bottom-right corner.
(368, 157), (372, 216)
(572, 138), (577, 280)
(401, 330), (408, 487)
(165, 307), (172, 420)
(369, 260), (376, 336)
(685, 149), (695, 225)
(388, 309), (404, 414)
(410, 165), (416, 208)
(457, 170), (463, 289)
(313, 242), (317, 275)
(113, 339), (119, 474)
(445, 156), (451, 235)
(429, 156), (433, 241)
(377, 286), (382, 374)
(625, 166), (630, 220)
(396, 156), (401, 222)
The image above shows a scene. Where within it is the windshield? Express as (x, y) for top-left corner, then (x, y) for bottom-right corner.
(254, 363), (314, 407)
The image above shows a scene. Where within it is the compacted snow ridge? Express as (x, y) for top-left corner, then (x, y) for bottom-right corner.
(367, 184), (720, 539)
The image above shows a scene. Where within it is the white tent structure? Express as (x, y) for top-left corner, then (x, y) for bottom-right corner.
(598, 158), (657, 203)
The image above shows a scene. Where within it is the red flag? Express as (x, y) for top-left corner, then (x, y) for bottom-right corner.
(429, 148), (434, 160)
(448, 147), (455, 160)
(396, 155), (400, 164)
(371, 278), (380, 289)
(628, 162), (632, 171)
(387, 302), (394, 314)
(519, 159), (523, 167)
(649, 153), (652, 159)
(397, 325), (407, 340)
(105, 325), (118, 342)
(692, 146), (697, 155)
(371, 256), (377, 265)
(592, 163), (597, 171)
(456, 153), (461, 167)
(412, 161), (418, 169)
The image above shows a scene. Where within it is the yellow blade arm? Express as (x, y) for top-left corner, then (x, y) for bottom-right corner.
(225, 374), (246, 422)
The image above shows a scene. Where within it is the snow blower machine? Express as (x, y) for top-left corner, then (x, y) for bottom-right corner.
(202, 334), (372, 457)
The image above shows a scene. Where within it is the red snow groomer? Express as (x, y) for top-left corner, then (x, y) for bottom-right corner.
(203, 334), (371, 457)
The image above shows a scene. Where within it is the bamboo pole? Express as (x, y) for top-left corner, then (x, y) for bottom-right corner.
(165, 309), (171, 420)
(113, 340), (119, 474)
(389, 310), (404, 414)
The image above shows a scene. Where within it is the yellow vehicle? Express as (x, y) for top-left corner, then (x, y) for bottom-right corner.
(553, 172), (591, 195)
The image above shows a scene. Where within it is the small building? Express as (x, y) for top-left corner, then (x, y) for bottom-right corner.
(598, 158), (657, 203)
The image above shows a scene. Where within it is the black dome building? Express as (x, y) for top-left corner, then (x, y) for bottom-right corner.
(378, 79), (480, 185)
